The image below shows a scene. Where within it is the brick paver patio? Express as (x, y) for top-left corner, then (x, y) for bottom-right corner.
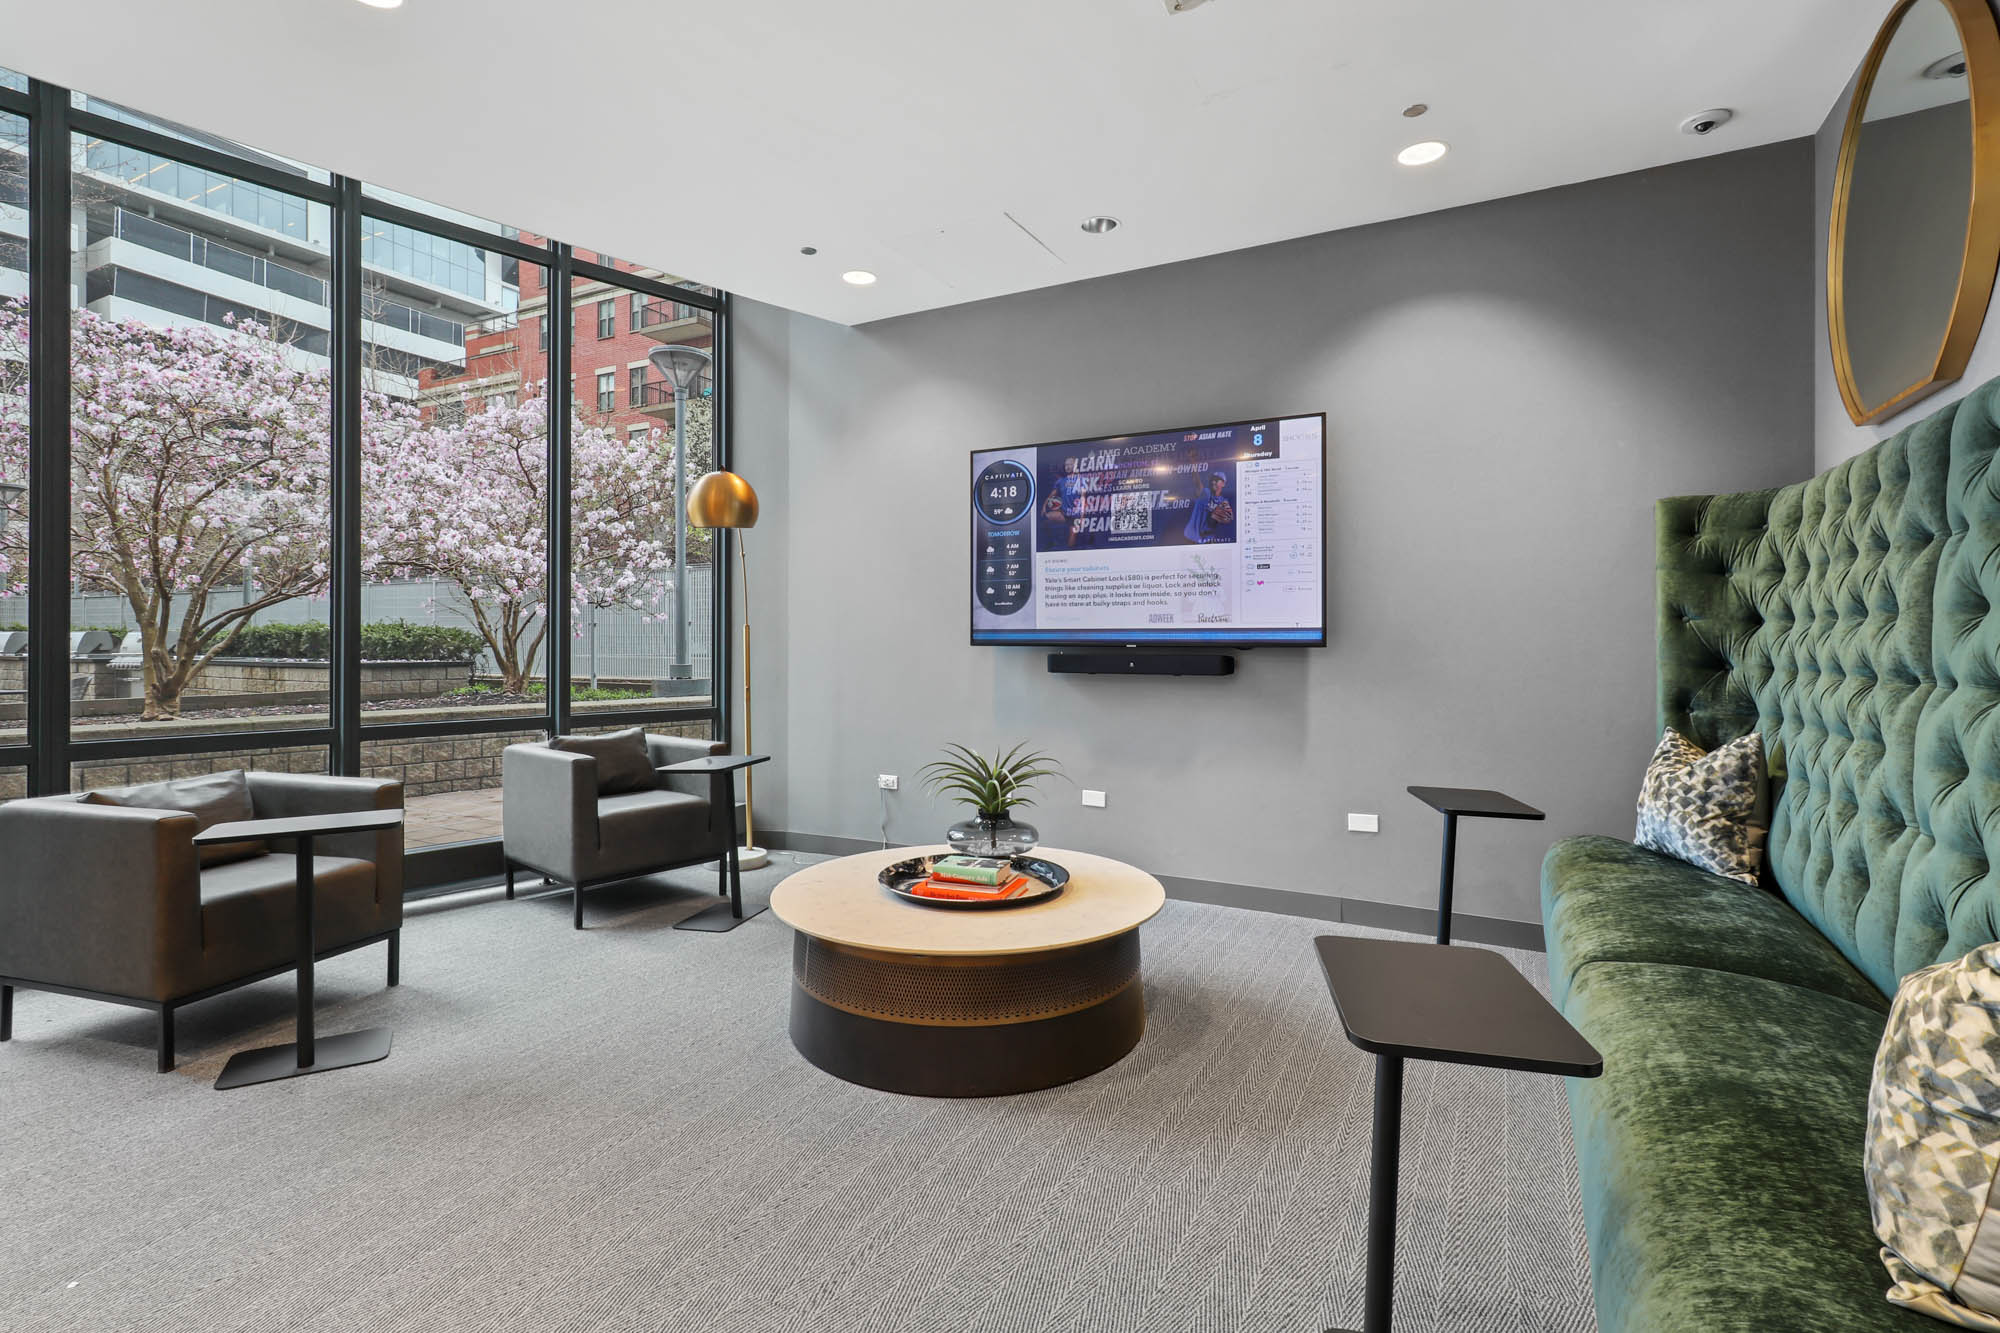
(404, 786), (504, 848)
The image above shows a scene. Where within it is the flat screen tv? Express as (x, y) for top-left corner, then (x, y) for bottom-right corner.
(970, 413), (1326, 646)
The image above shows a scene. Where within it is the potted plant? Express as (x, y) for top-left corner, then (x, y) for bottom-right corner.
(920, 742), (1064, 857)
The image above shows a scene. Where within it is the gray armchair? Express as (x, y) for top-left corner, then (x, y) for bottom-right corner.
(502, 732), (727, 929)
(0, 772), (403, 1072)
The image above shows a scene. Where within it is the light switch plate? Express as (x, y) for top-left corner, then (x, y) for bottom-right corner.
(1347, 812), (1379, 833)
(1081, 789), (1107, 808)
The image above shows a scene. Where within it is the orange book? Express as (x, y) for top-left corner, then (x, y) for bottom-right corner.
(909, 874), (1032, 901)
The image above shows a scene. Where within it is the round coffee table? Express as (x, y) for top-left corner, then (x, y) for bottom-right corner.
(769, 846), (1166, 1097)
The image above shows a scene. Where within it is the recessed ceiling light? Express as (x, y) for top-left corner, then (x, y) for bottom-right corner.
(1080, 216), (1120, 235)
(355, 0), (404, 8)
(842, 270), (877, 286)
(1402, 103), (1429, 118)
(799, 246), (818, 256)
(1397, 140), (1449, 167)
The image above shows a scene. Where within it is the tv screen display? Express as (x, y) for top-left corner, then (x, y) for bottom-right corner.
(970, 413), (1325, 646)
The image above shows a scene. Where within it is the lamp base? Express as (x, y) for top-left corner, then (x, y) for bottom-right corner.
(733, 844), (770, 870)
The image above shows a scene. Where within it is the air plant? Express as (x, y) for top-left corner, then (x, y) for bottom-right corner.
(920, 743), (1064, 820)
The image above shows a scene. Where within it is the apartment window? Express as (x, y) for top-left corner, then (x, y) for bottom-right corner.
(629, 364), (647, 404)
(537, 314), (546, 348)
(596, 299), (614, 339)
(595, 369), (615, 414)
(629, 294), (645, 333)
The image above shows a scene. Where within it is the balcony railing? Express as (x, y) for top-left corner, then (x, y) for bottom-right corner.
(632, 296), (706, 341)
(632, 378), (678, 418)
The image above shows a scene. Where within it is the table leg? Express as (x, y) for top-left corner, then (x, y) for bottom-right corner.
(1332, 1051), (1404, 1333)
(296, 834), (316, 1068)
(674, 769), (766, 933)
(1434, 813), (1459, 946)
(214, 831), (392, 1090)
(728, 773), (744, 918)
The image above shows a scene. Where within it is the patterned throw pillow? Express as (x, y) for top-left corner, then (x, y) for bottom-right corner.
(1633, 729), (1767, 884)
(1868, 943), (2000, 1330)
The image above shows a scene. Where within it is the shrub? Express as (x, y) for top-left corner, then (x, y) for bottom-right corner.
(227, 621), (485, 662)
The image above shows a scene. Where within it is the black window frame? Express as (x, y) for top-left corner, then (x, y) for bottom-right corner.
(0, 74), (734, 893)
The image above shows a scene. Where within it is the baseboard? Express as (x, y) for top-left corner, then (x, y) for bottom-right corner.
(759, 829), (1545, 952)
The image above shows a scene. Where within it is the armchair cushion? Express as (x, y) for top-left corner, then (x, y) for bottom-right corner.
(593, 789), (709, 880)
(551, 727), (656, 795)
(84, 770), (265, 867)
(195, 853), (379, 990)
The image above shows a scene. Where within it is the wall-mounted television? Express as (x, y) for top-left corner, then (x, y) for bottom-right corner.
(969, 413), (1326, 646)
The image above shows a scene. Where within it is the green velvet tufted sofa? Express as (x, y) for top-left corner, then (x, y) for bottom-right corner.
(1542, 377), (2000, 1332)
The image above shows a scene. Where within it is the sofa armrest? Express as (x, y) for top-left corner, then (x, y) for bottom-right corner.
(647, 734), (728, 802)
(0, 799), (202, 1001)
(502, 744), (595, 881)
(246, 773), (404, 907)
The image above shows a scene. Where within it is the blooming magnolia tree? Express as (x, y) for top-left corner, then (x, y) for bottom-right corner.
(0, 308), (382, 719)
(0, 306), (706, 717)
(364, 393), (686, 694)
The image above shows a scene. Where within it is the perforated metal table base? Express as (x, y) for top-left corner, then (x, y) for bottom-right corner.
(786, 930), (1147, 1097)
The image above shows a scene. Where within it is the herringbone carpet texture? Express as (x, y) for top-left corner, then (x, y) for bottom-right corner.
(0, 853), (1595, 1332)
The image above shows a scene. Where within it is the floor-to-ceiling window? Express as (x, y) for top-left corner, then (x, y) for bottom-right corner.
(565, 258), (719, 727)
(0, 100), (28, 803)
(0, 74), (730, 885)
(357, 210), (551, 850)
(65, 129), (336, 793)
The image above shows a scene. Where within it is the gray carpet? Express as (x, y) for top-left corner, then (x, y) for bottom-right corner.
(0, 853), (1596, 1332)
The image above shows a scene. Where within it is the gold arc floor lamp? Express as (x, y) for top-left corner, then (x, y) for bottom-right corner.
(687, 469), (768, 870)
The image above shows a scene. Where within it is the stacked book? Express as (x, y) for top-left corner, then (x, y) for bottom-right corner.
(908, 854), (1033, 901)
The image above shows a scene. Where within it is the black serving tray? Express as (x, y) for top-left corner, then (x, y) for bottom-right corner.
(878, 854), (1069, 910)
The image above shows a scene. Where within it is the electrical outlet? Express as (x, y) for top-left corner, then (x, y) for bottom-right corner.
(1347, 812), (1379, 833)
(877, 774), (898, 790)
(1082, 789), (1107, 808)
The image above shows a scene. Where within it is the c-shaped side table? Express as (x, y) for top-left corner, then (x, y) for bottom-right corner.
(1405, 786), (1544, 944)
(1314, 935), (1601, 1333)
(662, 753), (770, 933)
(202, 807), (404, 1091)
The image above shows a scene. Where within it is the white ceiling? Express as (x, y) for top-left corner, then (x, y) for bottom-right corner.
(2, 0), (1889, 325)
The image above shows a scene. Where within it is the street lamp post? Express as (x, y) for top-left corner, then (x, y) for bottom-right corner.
(646, 344), (711, 689)
(0, 479), (22, 537)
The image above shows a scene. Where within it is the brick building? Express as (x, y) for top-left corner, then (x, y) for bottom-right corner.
(415, 243), (713, 442)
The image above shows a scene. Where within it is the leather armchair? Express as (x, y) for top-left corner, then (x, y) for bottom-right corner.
(501, 733), (727, 928)
(0, 773), (403, 1072)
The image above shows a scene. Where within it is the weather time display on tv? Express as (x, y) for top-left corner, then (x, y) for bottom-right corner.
(970, 414), (1326, 645)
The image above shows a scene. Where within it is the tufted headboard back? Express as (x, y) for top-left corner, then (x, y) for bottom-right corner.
(1657, 378), (2000, 997)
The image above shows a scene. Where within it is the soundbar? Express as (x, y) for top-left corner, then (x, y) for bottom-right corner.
(1047, 651), (1236, 677)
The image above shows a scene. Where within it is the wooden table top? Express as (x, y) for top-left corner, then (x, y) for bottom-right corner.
(770, 845), (1166, 957)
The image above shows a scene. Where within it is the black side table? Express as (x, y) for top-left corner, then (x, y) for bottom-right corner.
(661, 753), (770, 933)
(204, 808), (405, 1091)
(1314, 935), (1600, 1333)
(1405, 786), (1544, 944)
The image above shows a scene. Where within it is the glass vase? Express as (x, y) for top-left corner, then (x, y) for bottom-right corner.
(945, 813), (1040, 857)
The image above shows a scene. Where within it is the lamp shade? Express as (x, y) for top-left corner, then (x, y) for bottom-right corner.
(648, 344), (712, 394)
(687, 470), (759, 529)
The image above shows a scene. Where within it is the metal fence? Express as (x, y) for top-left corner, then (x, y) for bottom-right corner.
(0, 567), (717, 684)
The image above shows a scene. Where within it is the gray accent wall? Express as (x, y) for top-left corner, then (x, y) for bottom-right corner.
(733, 140), (1815, 926)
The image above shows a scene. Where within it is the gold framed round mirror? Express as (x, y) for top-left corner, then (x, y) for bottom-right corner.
(1829, 0), (2000, 425)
